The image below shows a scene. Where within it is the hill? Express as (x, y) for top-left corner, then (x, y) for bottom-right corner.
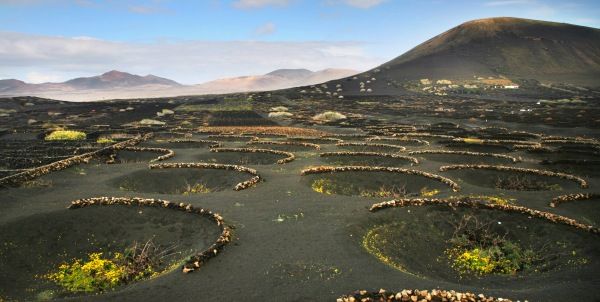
(319, 17), (600, 96)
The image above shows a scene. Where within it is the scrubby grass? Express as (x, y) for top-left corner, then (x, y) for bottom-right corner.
(96, 137), (116, 144)
(182, 182), (211, 195)
(44, 130), (86, 141)
(420, 187), (440, 197)
(46, 252), (125, 292)
(495, 175), (561, 191)
(268, 111), (293, 118)
(462, 138), (484, 144)
(445, 214), (539, 276)
(312, 111), (347, 122)
(46, 239), (175, 293)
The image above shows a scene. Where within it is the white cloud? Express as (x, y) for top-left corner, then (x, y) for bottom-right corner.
(484, 0), (533, 6)
(0, 31), (382, 84)
(254, 22), (277, 35)
(232, 0), (291, 9)
(25, 71), (63, 83)
(331, 0), (388, 9)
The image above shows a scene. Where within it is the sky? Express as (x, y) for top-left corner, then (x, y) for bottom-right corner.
(1, 0), (599, 84)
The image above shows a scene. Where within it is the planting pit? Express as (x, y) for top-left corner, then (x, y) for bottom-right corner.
(302, 167), (456, 198)
(551, 194), (600, 227)
(337, 142), (406, 153)
(319, 152), (418, 167)
(440, 165), (586, 191)
(246, 141), (320, 152)
(207, 135), (258, 142)
(540, 159), (600, 178)
(113, 168), (250, 194)
(287, 137), (342, 144)
(367, 137), (429, 147)
(355, 204), (600, 289)
(0, 203), (222, 301)
(445, 142), (513, 153)
(409, 150), (518, 165)
(111, 150), (166, 163)
(197, 149), (290, 165)
(141, 139), (220, 149)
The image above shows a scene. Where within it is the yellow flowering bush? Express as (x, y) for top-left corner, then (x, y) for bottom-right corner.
(96, 137), (116, 144)
(46, 253), (125, 292)
(452, 248), (495, 275)
(311, 178), (336, 195)
(45, 130), (87, 141)
(420, 187), (440, 197)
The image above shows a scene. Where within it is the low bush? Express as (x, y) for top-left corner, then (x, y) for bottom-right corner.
(97, 137), (116, 144)
(446, 214), (539, 276)
(495, 175), (561, 191)
(46, 239), (174, 293)
(312, 111), (347, 122)
(45, 130), (86, 141)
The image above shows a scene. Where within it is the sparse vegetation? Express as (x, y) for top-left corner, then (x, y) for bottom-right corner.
(97, 137), (116, 144)
(268, 111), (293, 118)
(495, 175), (561, 191)
(182, 182), (211, 195)
(446, 214), (539, 276)
(45, 130), (86, 141)
(45, 239), (176, 293)
(312, 111), (347, 122)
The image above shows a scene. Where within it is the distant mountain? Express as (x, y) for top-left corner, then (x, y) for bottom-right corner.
(193, 68), (358, 94)
(321, 17), (600, 95)
(64, 70), (181, 89)
(265, 69), (314, 79)
(0, 70), (180, 95)
(0, 68), (358, 101)
(0, 79), (27, 92)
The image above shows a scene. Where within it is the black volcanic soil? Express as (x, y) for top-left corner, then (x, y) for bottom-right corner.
(1, 94), (600, 302)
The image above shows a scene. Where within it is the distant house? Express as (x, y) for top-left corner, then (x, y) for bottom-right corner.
(504, 85), (520, 89)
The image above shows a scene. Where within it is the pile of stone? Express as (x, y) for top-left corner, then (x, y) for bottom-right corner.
(368, 136), (430, 146)
(319, 152), (419, 164)
(408, 150), (520, 163)
(300, 165), (460, 192)
(541, 136), (598, 143)
(393, 132), (455, 139)
(210, 147), (295, 164)
(116, 146), (175, 162)
(207, 134), (259, 141)
(247, 140), (321, 150)
(288, 136), (343, 144)
(369, 197), (599, 235)
(68, 196), (231, 274)
(453, 137), (540, 146)
(550, 193), (600, 208)
(149, 162), (261, 190)
(513, 145), (553, 152)
(337, 288), (515, 302)
(542, 139), (599, 146)
(167, 139), (222, 148)
(439, 164), (588, 188)
(336, 142), (407, 152)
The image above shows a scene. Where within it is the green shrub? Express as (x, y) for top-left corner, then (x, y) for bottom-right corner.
(96, 137), (115, 144)
(46, 240), (171, 293)
(46, 252), (125, 292)
(45, 130), (86, 141)
(446, 214), (539, 276)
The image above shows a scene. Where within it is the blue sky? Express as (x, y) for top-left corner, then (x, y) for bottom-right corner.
(1, 0), (599, 84)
